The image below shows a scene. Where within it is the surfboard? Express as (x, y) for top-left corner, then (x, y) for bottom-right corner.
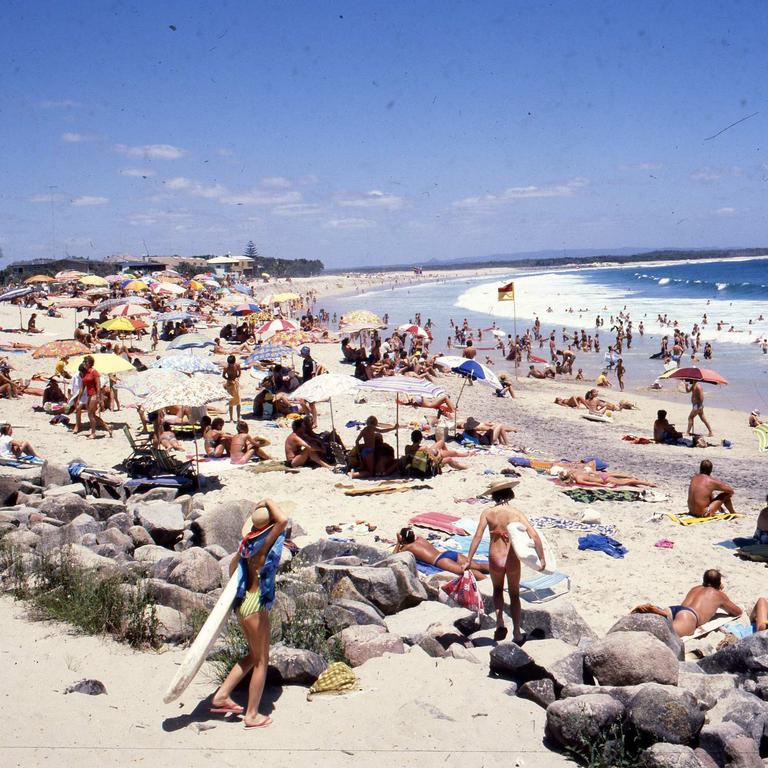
(163, 571), (239, 704)
(508, 522), (557, 574)
(582, 412), (613, 423)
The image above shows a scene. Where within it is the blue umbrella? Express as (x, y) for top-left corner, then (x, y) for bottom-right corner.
(0, 287), (35, 302)
(229, 303), (261, 316)
(243, 344), (293, 365)
(153, 353), (220, 374)
(167, 333), (215, 350)
(233, 283), (252, 296)
(450, 359), (502, 389)
(155, 311), (197, 322)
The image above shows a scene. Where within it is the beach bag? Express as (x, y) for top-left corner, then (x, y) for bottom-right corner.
(407, 449), (438, 479)
(442, 571), (484, 614)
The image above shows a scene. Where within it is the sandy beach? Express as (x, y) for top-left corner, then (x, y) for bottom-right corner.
(0, 269), (764, 766)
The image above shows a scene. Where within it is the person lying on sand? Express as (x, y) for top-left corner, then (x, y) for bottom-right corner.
(653, 409), (684, 444)
(0, 423), (38, 459)
(557, 464), (656, 488)
(554, 395), (589, 409)
(687, 459), (736, 518)
(527, 365), (554, 379)
(397, 393), (455, 412)
(156, 421), (184, 452)
(632, 569), (742, 637)
(458, 416), (517, 446)
(395, 527), (487, 579)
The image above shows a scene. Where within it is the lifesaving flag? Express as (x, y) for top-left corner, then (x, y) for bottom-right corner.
(497, 281), (515, 301)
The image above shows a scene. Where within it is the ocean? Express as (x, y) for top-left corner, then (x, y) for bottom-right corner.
(321, 257), (768, 415)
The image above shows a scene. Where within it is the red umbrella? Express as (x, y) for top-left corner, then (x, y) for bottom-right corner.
(54, 298), (94, 309)
(668, 367), (728, 385)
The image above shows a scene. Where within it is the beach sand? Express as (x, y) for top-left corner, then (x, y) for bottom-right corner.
(0, 270), (763, 766)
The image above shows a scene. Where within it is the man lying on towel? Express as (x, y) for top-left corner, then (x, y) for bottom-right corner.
(395, 527), (488, 579)
(632, 568), (743, 637)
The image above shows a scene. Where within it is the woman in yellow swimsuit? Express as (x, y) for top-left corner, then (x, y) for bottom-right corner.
(465, 479), (545, 643)
(211, 499), (287, 728)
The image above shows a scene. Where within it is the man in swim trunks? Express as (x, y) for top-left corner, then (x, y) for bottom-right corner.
(686, 380), (713, 436)
(229, 421), (273, 464)
(653, 409), (683, 444)
(284, 419), (333, 469)
(395, 527), (487, 579)
(687, 459), (736, 518)
(632, 569), (742, 637)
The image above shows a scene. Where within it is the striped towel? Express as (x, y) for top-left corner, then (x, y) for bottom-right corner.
(753, 423), (768, 452)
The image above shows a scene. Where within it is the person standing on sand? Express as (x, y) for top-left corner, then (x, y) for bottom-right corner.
(616, 358), (625, 391)
(686, 380), (713, 436)
(223, 354), (242, 422)
(79, 356), (112, 439)
(465, 479), (545, 644)
(211, 500), (287, 728)
(687, 459), (736, 518)
(462, 339), (476, 359)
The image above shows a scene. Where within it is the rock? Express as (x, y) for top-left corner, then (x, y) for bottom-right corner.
(192, 499), (256, 553)
(295, 591), (328, 612)
(105, 512), (133, 534)
(148, 579), (213, 615)
(0, 507), (33, 525)
(523, 639), (583, 688)
(678, 670), (739, 710)
(609, 613), (684, 660)
(516, 599), (597, 646)
(490, 642), (536, 679)
(584, 631), (679, 686)
(127, 487), (178, 508)
(174, 494), (192, 517)
(299, 538), (384, 566)
(271, 592), (296, 625)
(167, 548), (221, 593)
(698, 634), (768, 676)
(268, 645), (327, 685)
(64, 679), (107, 696)
(518, 679), (557, 708)
(96, 527), (133, 553)
(204, 544), (228, 560)
(134, 501), (184, 547)
(425, 622), (468, 650)
(174, 529), (195, 552)
(323, 556), (363, 567)
(324, 600), (384, 633)
(560, 682), (646, 706)
(4, 528), (40, 550)
(43, 483), (86, 499)
(41, 461), (71, 489)
(329, 575), (377, 607)
(315, 564), (426, 615)
(286, 519), (306, 538)
(128, 525), (154, 548)
(67, 513), (102, 539)
(86, 497), (127, 522)
(38, 493), (93, 523)
(416, 635), (448, 658)
(334, 625), (405, 667)
(639, 743), (705, 768)
(134, 545), (180, 580)
(51, 544), (118, 573)
(93, 543), (122, 560)
(545, 694), (625, 751)
(698, 723), (760, 768)
(0, 521), (18, 537)
(706, 689), (768, 744)
(0, 466), (41, 506)
(627, 683), (704, 746)
(446, 644), (481, 664)
(154, 605), (189, 643)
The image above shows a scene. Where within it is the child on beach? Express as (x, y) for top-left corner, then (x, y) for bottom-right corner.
(355, 415), (398, 476)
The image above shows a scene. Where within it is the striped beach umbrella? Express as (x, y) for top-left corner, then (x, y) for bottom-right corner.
(243, 344), (294, 364)
(167, 333), (214, 350)
(108, 304), (151, 317)
(32, 339), (91, 359)
(153, 353), (220, 374)
(54, 298), (94, 309)
(254, 318), (299, 337)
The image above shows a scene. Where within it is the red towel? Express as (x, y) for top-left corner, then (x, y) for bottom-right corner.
(409, 512), (468, 536)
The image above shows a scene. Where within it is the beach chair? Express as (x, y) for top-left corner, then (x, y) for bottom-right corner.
(150, 447), (195, 478)
(122, 424), (151, 453)
(519, 571), (571, 603)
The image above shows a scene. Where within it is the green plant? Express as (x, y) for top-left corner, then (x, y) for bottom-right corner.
(562, 709), (643, 768)
(0, 540), (30, 598)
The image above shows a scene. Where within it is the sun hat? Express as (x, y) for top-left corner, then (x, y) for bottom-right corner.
(479, 478), (520, 497)
(241, 506), (273, 539)
(464, 416), (480, 430)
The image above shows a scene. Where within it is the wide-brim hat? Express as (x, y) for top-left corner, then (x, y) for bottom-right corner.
(464, 416), (480, 430)
(479, 478), (520, 497)
(241, 507), (273, 539)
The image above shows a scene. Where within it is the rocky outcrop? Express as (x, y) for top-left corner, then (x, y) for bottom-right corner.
(584, 631), (679, 686)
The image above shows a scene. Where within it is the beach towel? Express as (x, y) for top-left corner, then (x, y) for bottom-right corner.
(564, 488), (641, 503)
(529, 515), (618, 537)
(415, 561), (444, 576)
(622, 435), (653, 445)
(409, 512), (468, 536)
(683, 614), (742, 642)
(0, 454), (45, 467)
(441, 534), (489, 561)
(307, 662), (359, 700)
(577, 534), (627, 559)
(667, 512), (745, 526)
(339, 482), (426, 496)
(753, 423), (768, 452)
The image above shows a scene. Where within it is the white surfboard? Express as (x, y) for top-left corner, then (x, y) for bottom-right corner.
(509, 522), (557, 574)
(582, 412), (613, 423)
(163, 571), (239, 704)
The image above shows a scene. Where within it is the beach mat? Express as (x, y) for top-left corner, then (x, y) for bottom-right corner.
(667, 512), (745, 526)
(563, 488), (642, 503)
(409, 512), (468, 536)
(753, 424), (768, 452)
(683, 614), (740, 642)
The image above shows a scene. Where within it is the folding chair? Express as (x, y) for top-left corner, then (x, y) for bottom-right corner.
(519, 571), (571, 603)
(150, 447), (194, 478)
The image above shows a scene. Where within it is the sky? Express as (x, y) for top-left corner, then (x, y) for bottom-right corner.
(1, 1), (766, 269)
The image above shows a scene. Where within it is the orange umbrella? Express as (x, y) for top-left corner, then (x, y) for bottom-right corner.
(667, 367), (728, 385)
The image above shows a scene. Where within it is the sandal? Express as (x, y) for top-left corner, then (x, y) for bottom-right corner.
(493, 626), (508, 642)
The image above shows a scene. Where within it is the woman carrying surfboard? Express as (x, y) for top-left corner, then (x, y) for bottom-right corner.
(465, 479), (546, 644)
(211, 499), (288, 729)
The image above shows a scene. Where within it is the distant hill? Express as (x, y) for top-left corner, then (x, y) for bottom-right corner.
(428, 247), (646, 265)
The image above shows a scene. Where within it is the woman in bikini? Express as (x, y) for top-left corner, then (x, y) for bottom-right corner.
(223, 354), (242, 422)
(465, 479), (545, 643)
(557, 464), (656, 488)
(79, 356), (112, 439)
(211, 499), (288, 728)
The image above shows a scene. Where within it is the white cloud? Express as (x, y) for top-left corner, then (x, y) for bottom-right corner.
(220, 189), (302, 206)
(323, 218), (376, 230)
(618, 162), (662, 171)
(114, 143), (186, 159)
(261, 176), (292, 189)
(272, 203), (323, 217)
(164, 176), (227, 198)
(70, 196), (109, 206)
(690, 166), (743, 182)
(120, 168), (157, 177)
(337, 190), (403, 210)
(62, 132), (93, 143)
(452, 178), (588, 211)
(216, 147), (234, 157)
(128, 210), (192, 227)
(715, 206), (736, 215)
(38, 99), (80, 109)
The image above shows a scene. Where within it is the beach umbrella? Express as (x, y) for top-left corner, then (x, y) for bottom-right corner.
(289, 373), (360, 431)
(153, 353), (220, 374)
(108, 304), (151, 317)
(32, 339), (90, 359)
(99, 317), (136, 332)
(230, 303), (260, 316)
(64, 353), (136, 376)
(340, 310), (384, 328)
(167, 333), (215, 350)
(24, 275), (54, 284)
(155, 282), (185, 295)
(442, 359), (502, 390)
(104, 274), (123, 284)
(155, 311), (197, 323)
(124, 280), (149, 292)
(358, 376), (446, 456)
(55, 270), (86, 282)
(93, 296), (151, 312)
(53, 297), (94, 309)
(80, 275), (108, 287)
(84, 288), (110, 298)
(233, 283), (252, 295)
(254, 318), (299, 337)
(193, 273), (213, 280)
(171, 298), (197, 307)
(243, 344), (294, 365)
(117, 368), (189, 397)
(397, 323), (430, 338)
(664, 367), (728, 386)
(0, 287), (35, 302)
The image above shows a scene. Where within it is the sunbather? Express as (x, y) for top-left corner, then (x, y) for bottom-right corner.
(0, 424), (38, 459)
(653, 409), (683, 443)
(285, 420), (333, 469)
(395, 527), (487, 579)
(687, 459), (736, 518)
(230, 421), (272, 464)
(156, 421), (184, 452)
(459, 416), (517, 446)
(558, 464), (656, 488)
(632, 569), (742, 637)
(397, 393), (455, 412)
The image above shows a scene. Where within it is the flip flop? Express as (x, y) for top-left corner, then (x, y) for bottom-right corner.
(210, 703), (244, 715)
(513, 632), (529, 647)
(244, 716), (272, 730)
(493, 626), (508, 641)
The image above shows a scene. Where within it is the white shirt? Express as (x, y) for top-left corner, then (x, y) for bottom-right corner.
(0, 435), (14, 458)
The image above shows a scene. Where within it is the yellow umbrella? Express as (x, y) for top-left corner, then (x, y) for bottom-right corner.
(80, 275), (108, 287)
(100, 317), (136, 332)
(189, 280), (204, 291)
(25, 275), (55, 284)
(125, 280), (148, 292)
(340, 309), (384, 327)
(64, 353), (136, 375)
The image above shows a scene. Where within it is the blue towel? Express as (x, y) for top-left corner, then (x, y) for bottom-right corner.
(235, 529), (285, 611)
(441, 534), (489, 561)
(578, 534), (627, 559)
(726, 624), (755, 639)
(582, 457), (609, 470)
(508, 456), (532, 467)
(345, 420), (365, 428)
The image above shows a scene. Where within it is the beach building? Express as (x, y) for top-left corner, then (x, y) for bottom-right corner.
(207, 255), (255, 276)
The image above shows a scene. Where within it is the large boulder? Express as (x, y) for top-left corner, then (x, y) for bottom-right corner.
(639, 743), (705, 768)
(128, 525), (154, 548)
(105, 512), (133, 534)
(584, 631), (679, 686)
(50, 544), (118, 573)
(96, 527), (133, 553)
(4, 528), (40, 550)
(490, 642), (537, 679)
(328, 575), (378, 608)
(148, 579), (213, 615)
(268, 645), (327, 685)
(38, 493), (93, 524)
(192, 499), (255, 553)
(154, 605), (189, 644)
(545, 694), (625, 751)
(609, 614), (684, 660)
(677, 670), (739, 711)
(698, 722), (760, 768)
(66, 513), (103, 539)
(384, 601), (472, 645)
(134, 545), (181, 580)
(697, 634), (768, 675)
(135, 501), (184, 547)
(324, 599), (385, 633)
(299, 538), (384, 566)
(518, 599), (597, 646)
(706, 689), (768, 745)
(627, 683), (704, 746)
(40, 460), (71, 489)
(86, 497), (127, 523)
(333, 624), (405, 667)
(167, 548), (221, 593)
(518, 679), (557, 709)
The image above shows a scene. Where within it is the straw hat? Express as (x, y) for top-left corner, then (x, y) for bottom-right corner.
(479, 478), (520, 497)
(241, 507), (273, 538)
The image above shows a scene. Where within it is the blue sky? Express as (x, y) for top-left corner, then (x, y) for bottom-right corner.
(1, 1), (766, 268)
